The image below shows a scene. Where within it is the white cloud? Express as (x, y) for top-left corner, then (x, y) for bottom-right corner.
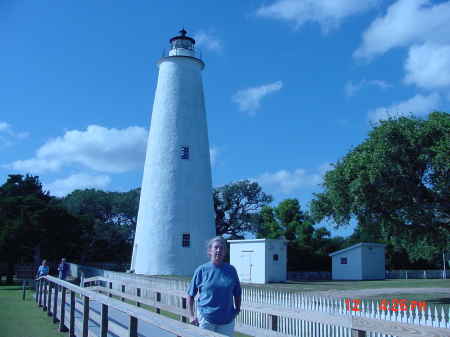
(355, 0), (450, 59)
(345, 79), (391, 96)
(257, 0), (380, 32)
(45, 173), (111, 197)
(368, 93), (441, 123)
(0, 122), (11, 132)
(0, 121), (29, 147)
(9, 125), (148, 173)
(194, 31), (223, 53)
(232, 81), (283, 115)
(404, 43), (450, 90)
(253, 166), (330, 194)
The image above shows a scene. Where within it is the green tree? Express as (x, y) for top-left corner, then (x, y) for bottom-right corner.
(214, 180), (272, 238)
(311, 112), (450, 262)
(62, 188), (139, 262)
(0, 174), (82, 281)
(255, 199), (336, 270)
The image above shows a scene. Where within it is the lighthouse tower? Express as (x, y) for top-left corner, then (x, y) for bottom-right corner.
(131, 30), (216, 276)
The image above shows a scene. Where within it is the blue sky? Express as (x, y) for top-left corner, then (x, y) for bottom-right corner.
(1, 0), (450, 237)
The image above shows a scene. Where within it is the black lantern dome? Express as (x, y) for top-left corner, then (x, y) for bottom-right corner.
(169, 29), (195, 51)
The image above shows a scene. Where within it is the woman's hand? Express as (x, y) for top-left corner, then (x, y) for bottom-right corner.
(190, 315), (199, 326)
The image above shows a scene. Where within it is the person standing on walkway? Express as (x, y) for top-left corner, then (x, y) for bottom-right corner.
(57, 258), (69, 280)
(187, 236), (241, 337)
(36, 259), (49, 279)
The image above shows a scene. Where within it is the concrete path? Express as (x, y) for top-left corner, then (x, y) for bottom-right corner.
(59, 295), (177, 337)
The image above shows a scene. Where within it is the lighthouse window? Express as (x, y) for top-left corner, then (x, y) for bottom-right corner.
(340, 257), (348, 264)
(182, 233), (190, 247)
(181, 146), (189, 159)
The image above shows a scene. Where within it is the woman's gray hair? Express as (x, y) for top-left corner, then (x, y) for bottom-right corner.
(206, 236), (227, 255)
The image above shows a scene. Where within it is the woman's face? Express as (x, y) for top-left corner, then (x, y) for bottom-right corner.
(208, 241), (225, 264)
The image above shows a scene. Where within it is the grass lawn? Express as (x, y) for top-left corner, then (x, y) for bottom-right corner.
(0, 284), (66, 337)
(146, 275), (450, 292)
(252, 279), (450, 292)
(363, 292), (450, 305)
(363, 293), (450, 314)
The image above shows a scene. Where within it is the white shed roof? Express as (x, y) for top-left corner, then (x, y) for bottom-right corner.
(329, 242), (385, 257)
(227, 238), (286, 244)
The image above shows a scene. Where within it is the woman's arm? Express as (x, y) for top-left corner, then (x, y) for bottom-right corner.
(187, 295), (198, 326)
(234, 295), (241, 315)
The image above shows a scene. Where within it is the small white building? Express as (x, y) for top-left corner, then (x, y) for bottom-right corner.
(329, 242), (385, 280)
(228, 239), (287, 284)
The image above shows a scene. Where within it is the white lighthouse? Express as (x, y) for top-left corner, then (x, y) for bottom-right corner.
(131, 29), (216, 276)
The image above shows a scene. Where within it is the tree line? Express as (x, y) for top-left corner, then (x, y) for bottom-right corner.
(0, 112), (448, 275)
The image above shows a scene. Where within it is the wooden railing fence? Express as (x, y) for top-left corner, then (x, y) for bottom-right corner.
(83, 276), (450, 337)
(34, 275), (228, 337)
(81, 270), (449, 330)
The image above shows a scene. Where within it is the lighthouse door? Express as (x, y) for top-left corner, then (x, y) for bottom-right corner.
(239, 250), (253, 282)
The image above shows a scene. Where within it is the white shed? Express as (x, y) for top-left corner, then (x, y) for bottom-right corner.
(329, 242), (385, 280)
(228, 239), (287, 284)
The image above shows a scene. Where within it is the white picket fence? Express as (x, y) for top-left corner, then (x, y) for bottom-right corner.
(83, 271), (450, 336)
(71, 264), (450, 336)
(240, 287), (449, 329)
(386, 270), (450, 279)
(101, 272), (450, 328)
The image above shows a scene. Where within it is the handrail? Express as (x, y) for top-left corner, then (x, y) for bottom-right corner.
(35, 275), (227, 337)
(84, 276), (450, 337)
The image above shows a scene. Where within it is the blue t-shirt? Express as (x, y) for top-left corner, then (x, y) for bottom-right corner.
(187, 262), (242, 325)
(37, 265), (49, 277)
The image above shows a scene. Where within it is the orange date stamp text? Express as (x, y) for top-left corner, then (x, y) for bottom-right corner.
(345, 298), (427, 312)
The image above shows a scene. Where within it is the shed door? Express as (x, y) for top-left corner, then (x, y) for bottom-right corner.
(239, 250), (253, 282)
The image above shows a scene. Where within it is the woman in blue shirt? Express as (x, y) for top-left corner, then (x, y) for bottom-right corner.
(187, 236), (241, 337)
(36, 259), (49, 278)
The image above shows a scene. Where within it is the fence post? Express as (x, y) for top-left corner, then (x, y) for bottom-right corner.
(109, 281), (112, 297)
(136, 288), (141, 307)
(43, 279), (48, 311)
(181, 297), (187, 323)
(424, 270), (427, 279)
(351, 329), (366, 337)
(38, 279), (44, 307)
(83, 296), (90, 337)
(101, 303), (108, 337)
(22, 279), (26, 300)
(53, 283), (59, 323)
(129, 316), (138, 337)
(47, 282), (53, 316)
(59, 287), (68, 332)
(69, 291), (75, 337)
(156, 292), (161, 314)
(80, 272), (84, 287)
(270, 314), (278, 331)
(406, 271), (408, 280)
(121, 284), (125, 302)
(35, 279), (40, 303)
